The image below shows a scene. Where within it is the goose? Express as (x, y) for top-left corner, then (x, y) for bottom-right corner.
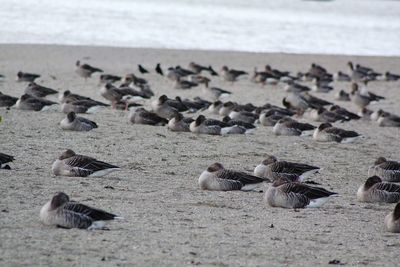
(334, 90), (350, 101)
(0, 152), (14, 169)
(220, 66), (247, 82)
(329, 105), (360, 120)
(59, 90), (93, 103)
(16, 94), (57, 111)
(75, 60), (103, 79)
(259, 111), (286, 126)
(189, 115), (221, 135)
(24, 82), (58, 98)
(60, 112), (98, 131)
(313, 123), (363, 143)
(188, 62), (209, 74)
(222, 116), (256, 129)
(357, 176), (400, 203)
(254, 155), (320, 182)
(167, 113), (193, 132)
(204, 87), (232, 100)
(0, 92), (18, 107)
(16, 71), (40, 82)
(99, 74), (122, 84)
(129, 108), (168, 126)
(385, 203), (400, 233)
(264, 178), (337, 208)
(384, 72), (400, 81)
(207, 101), (223, 114)
(273, 117), (315, 136)
(334, 71), (351, 82)
(377, 113), (400, 127)
(305, 107), (347, 123)
(368, 157), (400, 182)
(151, 95), (181, 119)
(52, 149), (120, 177)
(188, 75), (210, 87)
(40, 192), (121, 229)
(173, 77), (198, 90)
(199, 162), (268, 191)
(61, 99), (109, 114)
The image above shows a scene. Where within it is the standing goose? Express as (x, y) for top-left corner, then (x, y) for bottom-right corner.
(16, 71), (40, 82)
(188, 62), (209, 74)
(368, 157), (400, 182)
(129, 108), (168, 126)
(264, 178), (337, 208)
(220, 66), (248, 82)
(273, 117), (315, 136)
(199, 162), (268, 191)
(0, 92), (18, 107)
(385, 203), (400, 233)
(357, 176), (400, 203)
(52, 149), (120, 177)
(0, 152), (14, 169)
(16, 94), (58, 111)
(60, 112), (98, 131)
(75, 60), (103, 79)
(313, 123), (363, 143)
(24, 82), (58, 98)
(40, 192), (121, 229)
(254, 155), (320, 182)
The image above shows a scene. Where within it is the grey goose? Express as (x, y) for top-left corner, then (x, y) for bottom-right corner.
(199, 162), (268, 191)
(52, 149), (120, 177)
(40, 192), (121, 230)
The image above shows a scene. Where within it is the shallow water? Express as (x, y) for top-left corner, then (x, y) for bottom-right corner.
(1, 0), (400, 55)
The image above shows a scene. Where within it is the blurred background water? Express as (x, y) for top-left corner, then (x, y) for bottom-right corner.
(1, 0), (399, 56)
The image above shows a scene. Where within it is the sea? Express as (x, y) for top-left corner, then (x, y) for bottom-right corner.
(1, 0), (399, 56)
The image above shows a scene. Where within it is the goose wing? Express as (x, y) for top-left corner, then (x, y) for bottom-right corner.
(281, 183), (336, 199)
(218, 169), (265, 185)
(0, 153), (14, 165)
(64, 201), (117, 221)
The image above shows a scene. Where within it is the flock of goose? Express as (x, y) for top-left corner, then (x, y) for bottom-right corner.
(1, 59), (400, 233)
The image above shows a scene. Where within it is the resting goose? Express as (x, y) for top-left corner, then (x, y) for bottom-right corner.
(40, 192), (121, 229)
(357, 176), (400, 203)
(264, 178), (337, 208)
(199, 162), (268, 191)
(52, 149), (120, 177)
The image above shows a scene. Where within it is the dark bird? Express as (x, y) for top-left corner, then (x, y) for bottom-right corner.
(138, 64), (149, 74)
(75, 60), (103, 79)
(155, 63), (164, 76)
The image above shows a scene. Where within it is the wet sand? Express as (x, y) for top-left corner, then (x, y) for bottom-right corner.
(0, 44), (400, 266)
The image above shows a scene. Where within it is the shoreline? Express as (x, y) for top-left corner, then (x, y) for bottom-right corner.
(1, 43), (400, 59)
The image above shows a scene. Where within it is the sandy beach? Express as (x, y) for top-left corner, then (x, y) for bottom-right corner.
(1, 44), (400, 266)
